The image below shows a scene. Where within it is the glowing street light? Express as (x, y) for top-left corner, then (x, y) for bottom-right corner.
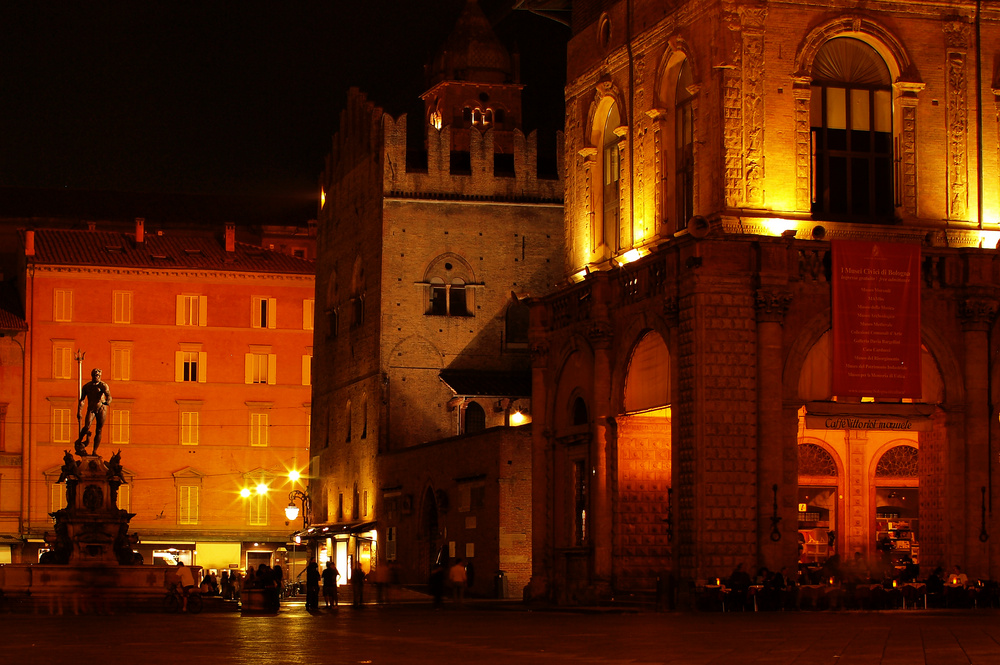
(285, 489), (310, 527)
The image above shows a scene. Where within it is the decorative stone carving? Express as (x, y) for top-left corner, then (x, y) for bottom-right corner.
(792, 78), (812, 211)
(587, 320), (614, 349)
(740, 6), (767, 209)
(896, 83), (924, 218)
(720, 3), (767, 209)
(754, 290), (793, 323)
(945, 20), (970, 220)
(959, 297), (998, 330)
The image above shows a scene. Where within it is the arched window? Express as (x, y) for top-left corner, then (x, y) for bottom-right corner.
(675, 60), (694, 229)
(345, 400), (352, 443)
(602, 101), (622, 252)
(449, 279), (468, 316)
(424, 255), (476, 317)
(505, 299), (530, 346)
(465, 402), (486, 434)
(811, 38), (893, 220)
(572, 397), (589, 426)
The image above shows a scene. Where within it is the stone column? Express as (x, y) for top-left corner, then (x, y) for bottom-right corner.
(527, 303), (552, 600)
(588, 277), (614, 591)
(960, 296), (997, 579)
(755, 289), (792, 570)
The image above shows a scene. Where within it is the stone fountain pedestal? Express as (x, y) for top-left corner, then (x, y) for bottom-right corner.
(0, 451), (199, 613)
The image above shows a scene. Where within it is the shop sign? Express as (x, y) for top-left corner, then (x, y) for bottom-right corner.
(831, 240), (921, 398)
(804, 414), (932, 431)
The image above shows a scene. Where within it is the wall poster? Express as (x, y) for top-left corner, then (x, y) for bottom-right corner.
(831, 240), (921, 398)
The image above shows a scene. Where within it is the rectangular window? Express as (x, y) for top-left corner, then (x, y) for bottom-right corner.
(252, 297), (277, 329)
(118, 483), (131, 511)
(111, 344), (132, 382)
(51, 482), (67, 512)
(113, 291), (133, 324)
(175, 349), (207, 383)
(176, 295), (207, 326)
(303, 299), (315, 330)
(249, 492), (268, 526)
(52, 407), (71, 443)
(250, 412), (269, 447)
(52, 343), (73, 380)
(53, 289), (73, 322)
(302, 354), (312, 386)
(178, 485), (199, 525)
(245, 351), (275, 385)
(180, 411), (199, 446)
(111, 407), (130, 445)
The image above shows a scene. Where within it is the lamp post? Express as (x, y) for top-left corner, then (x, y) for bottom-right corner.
(285, 489), (310, 592)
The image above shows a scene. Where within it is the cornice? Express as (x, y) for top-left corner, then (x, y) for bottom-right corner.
(31, 264), (314, 283)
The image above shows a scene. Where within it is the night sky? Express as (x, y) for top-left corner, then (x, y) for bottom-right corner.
(0, 1), (569, 223)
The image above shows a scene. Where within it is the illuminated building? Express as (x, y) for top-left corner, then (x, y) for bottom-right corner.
(310, 0), (562, 594)
(528, 0), (1000, 603)
(5, 221), (314, 570)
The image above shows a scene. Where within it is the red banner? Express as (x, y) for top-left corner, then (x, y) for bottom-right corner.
(831, 240), (921, 398)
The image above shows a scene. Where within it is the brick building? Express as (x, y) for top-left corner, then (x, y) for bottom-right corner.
(528, 0), (1000, 603)
(309, 0), (562, 595)
(4, 222), (314, 571)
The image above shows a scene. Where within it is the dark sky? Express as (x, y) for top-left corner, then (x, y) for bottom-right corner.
(0, 1), (569, 223)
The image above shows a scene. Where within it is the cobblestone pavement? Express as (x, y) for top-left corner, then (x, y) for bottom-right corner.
(4, 599), (1000, 664)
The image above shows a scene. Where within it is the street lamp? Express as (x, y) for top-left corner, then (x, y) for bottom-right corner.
(285, 489), (310, 527)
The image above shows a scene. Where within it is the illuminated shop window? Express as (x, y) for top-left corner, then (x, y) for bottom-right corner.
(176, 295), (207, 326)
(811, 38), (893, 220)
(53, 289), (73, 322)
(113, 291), (133, 324)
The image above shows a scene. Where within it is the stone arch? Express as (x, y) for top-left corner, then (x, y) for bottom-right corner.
(654, 38), (698, 109)
(586, 78), (627, 149)
(612, 310), (673, 414)
(783, 311), (963, 406)
(793, 14), (918, 83)
(552, 337), (596, 435)
(614, 327), (672, 593)
(621, 331), (670, 414)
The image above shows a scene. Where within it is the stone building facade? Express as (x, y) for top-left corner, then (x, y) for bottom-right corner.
(310, 1), (562, 595)
(529, 0), (1000, 603)
(6, 223), (315, 570)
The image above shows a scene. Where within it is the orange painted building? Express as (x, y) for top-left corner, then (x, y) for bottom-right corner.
(9, 222), (314, 571)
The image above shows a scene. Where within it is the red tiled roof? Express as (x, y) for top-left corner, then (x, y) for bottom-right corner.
(24, 228), (314, 275)
(0, 282), (26, 332)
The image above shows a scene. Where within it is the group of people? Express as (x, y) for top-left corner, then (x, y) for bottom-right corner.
(302, 559), (371, 610)
(428, 557), (472, 608)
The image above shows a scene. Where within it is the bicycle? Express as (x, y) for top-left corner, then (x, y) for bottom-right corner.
(163, 584), (203, 614)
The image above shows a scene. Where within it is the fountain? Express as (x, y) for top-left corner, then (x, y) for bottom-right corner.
(0, 370), (198, 613)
